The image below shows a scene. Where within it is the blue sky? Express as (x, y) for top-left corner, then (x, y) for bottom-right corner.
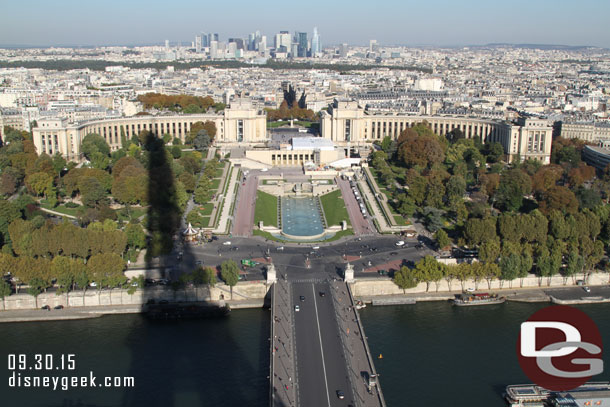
(2, 0), (609, 47)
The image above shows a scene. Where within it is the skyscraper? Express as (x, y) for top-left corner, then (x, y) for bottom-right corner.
(311, 27), (321, 56)
(195, 35), (202, 52)
(275, 31), (291, 52)
(296, 32), (308, 58)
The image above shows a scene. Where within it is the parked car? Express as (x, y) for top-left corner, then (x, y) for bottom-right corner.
(54, 305), (64, 310)
(89, 282), (98, 288)
(395, 241), (405, 247)
(223, 241), (232, 246)
(584, 286), (591, 293)
(41, 305), (50, 310)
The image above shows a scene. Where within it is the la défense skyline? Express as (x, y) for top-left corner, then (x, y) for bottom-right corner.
(2, 0), (609, 48)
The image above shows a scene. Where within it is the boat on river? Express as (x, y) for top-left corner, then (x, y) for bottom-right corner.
(452, 292), (506, 306)
(505, 382), (610, 406)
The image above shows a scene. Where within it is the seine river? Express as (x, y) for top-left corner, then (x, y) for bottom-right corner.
(2, 302), (610, 407)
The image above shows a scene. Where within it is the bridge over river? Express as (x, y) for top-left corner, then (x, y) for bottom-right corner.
(269, 273), (386, 407)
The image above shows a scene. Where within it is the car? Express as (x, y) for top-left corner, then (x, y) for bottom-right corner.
(390, 252), (398, 255)
(277, 246), (284, 251)
(319, 291), (326, 297)
(89, 282), (98, 287)
(156, 279), (169, 285)
(54, 305), (64, 310)
(223, 241), (232, 246)
(294, 305), (300, 312)
(130, 282), (139, 287)
(395, 241), (405, 247)
(41, 305), (51, 311)
(312, 246), (320, 250)
(337, 390), (345, 400)
(584, 286), (591, 293)
(260, 168), (269, 172)
(195, 260), (203, 265)
(465, 287), (475, 292)
(300, 296), (305, 302)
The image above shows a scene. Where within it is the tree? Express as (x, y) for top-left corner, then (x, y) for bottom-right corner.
(204, 267), (216, 286)
(445, 175), (466, 206)
(193, 132), (211, 151)
(538, 186), (578, 215)
(413, 256), (442, 292)
(81, 133), (110, 160)
(393, 266), (418, 293)
(87, 253), (126, 291)
(0, 172), (17, 196)
(464, 217), (497, 246)
(483, 262), (501, 289)
(485, 142), (504, 163)
(0, 279), (11, 310)
(435, 229), (451, 250)
(564, 249), (584, 285)
(397, 128), (445, 168)
(499, 254), (520, 288)
(79, 177), (106, 208)
(479, 238), (501, 264)
(25, 172), (53, 197)
(495, 169), (532, 211)
(170, 145), (182, 159)
(422, 206), (444, 233)
(125, 223), (146, 249)
(220, 260), (239, 299)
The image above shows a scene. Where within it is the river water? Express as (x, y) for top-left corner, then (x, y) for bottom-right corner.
(2, 302), (610, 407)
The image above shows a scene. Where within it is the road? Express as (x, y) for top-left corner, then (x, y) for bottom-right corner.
(292, 281), (355, 407)
(336, 177), (374, 236)
(233, 174), (258, 237)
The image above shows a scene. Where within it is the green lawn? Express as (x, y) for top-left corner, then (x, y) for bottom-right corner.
(197, 203), (214, 216)
(393, 215), (409, 226)
(210, 178), (221, 191)
(116, 206), (147, 222)
(201, 216), (211, 227)
(39, 200), (81, 217)
(320, 190), (351, 226)
(214, 168), (224, 178)
(253, 229), (283, 241)
(255, 191), (278, 227)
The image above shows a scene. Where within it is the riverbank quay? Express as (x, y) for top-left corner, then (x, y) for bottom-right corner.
(354, 285), (610, 306)
(0, 280), (271, 322)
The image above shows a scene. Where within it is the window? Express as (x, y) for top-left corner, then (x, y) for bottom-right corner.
(345, 119), (351, 141)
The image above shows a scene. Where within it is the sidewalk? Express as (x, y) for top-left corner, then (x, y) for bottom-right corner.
(332, 281), (386, 406)
(207, 161), (231, 228)
(271, 278), (297, 407)
(213, 164), (239, 234)
(0, 304), (142, 323)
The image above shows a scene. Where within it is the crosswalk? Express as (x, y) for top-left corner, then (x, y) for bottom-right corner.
(287, 278), (331, 284)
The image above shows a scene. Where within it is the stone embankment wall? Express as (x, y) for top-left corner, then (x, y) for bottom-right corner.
(350, 272), (609, 297)
(1, 281), (269, 311)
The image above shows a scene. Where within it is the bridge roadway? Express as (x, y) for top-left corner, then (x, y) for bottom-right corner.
(271, 274), (385, 407)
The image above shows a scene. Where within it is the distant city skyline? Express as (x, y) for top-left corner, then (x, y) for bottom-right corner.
(2, 0), (610, 48)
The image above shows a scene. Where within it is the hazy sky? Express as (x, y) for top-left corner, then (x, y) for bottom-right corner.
(2, 0), (609, 48)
